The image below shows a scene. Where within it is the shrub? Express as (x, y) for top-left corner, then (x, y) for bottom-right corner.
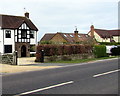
(30, 45), (36, 52)
(40, 41), (53, 44)
(93, 45), (108, 58)
(30, 54), (35, 57)
(98, 42), (120, 45)
(35, 44), (93, 62)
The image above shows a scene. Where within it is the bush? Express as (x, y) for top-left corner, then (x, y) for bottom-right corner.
(94, 45), (108, 58)
(30, 45), (35, 52)
(98, 42), (120, 45)
(111, 46), (120, 56)
(35, 44), (93, 62)
(30, 54), (35, 57)
(40, 41), (53, 44)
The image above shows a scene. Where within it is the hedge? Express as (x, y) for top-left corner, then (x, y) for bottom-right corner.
(36, 44), (93, 61)
(98, 42), (120, 45)
(93, 45), (108, 58)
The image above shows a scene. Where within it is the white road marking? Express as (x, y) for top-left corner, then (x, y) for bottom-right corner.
(93, 69), (120, 78)
(17, 81), (74, 96)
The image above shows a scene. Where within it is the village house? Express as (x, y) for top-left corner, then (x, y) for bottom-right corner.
(0, 12), (38, 57)
(88, 25), (120, 43)
(40, 28), (92, 44)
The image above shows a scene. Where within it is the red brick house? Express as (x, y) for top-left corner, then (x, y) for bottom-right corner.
(40, 29), (92, 44)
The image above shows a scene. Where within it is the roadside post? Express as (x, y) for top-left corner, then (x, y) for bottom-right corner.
(13, 51), (18, 65)
(40, 50), (44, 63)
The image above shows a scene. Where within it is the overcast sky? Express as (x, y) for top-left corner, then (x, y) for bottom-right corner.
(0, 0), (119, 41)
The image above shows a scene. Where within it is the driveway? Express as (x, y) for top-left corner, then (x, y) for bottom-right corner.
(0, 57), (60, 74)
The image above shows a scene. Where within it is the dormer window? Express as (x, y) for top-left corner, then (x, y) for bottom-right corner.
(21, 29), (27, 39)
(78, 35), (81, 37)
(86, 35), (88, 37)
(30, 30), (34, 38)
(70, 35), (74, 37)
(5, 30), (11, 38)
(64, 34), (67, 37)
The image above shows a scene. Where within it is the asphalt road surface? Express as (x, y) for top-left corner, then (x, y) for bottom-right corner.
(2, 58), (119, 95)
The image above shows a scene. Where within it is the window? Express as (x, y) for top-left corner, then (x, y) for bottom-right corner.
(64, 34), (67, 37)
(70, 35), (74, 37)
(5, 30), (11, 38)
(78, 35), (81, 37)
(30, 30), (34, 38)
(86, 35), (88, 37)
(4, 45), (12, 53)
(21, 29), (27, 39)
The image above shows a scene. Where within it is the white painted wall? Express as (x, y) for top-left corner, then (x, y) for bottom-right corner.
(94, 32), (103, 42)
(4, 29), (15, 53)
(113, 36), (120, 42)
(0, 29), (3, 53)
(30, 31), (37, 45)
(89, 31), (120, 43)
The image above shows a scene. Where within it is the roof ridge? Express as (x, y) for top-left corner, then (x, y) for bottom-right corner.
(95, 28), (120, 31)
(0, 14), (25, 18)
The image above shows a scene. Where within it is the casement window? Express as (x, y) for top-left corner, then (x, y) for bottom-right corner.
(5, 30), (11, 38)
(4, 45), (12, 53)
(21, 29), (27, 39)
(30, 30), (34, 38)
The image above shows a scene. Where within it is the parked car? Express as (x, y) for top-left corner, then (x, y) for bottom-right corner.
(106, 45), (117, 55)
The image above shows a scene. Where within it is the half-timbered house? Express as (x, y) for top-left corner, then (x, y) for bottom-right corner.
(0, 12), (38, 57)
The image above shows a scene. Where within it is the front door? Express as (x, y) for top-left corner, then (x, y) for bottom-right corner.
(21, 45), (26, 57)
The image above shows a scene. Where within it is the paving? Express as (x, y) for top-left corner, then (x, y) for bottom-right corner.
(0, 57), (60, 74)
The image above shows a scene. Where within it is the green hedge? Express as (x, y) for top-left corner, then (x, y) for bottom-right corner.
(98, 42), (120, 45)
(93, 45), (108, 58)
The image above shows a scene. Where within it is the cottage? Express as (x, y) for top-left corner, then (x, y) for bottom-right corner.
(88, 25), (120, 43)
(40, 28), (92, 44)
(0, 12), (38, 57)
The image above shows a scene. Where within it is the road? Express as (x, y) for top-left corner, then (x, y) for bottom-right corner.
(2, 58), (119, 95)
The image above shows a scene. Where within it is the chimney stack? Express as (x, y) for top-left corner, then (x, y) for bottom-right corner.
(90, 25), (94, 37)
(74, 27), (78, 34)
(25, 12), (29, 18)
(74, 27), (79, 42)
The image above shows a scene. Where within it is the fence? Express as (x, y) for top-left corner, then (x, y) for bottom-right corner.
(0, 51), (18, 65)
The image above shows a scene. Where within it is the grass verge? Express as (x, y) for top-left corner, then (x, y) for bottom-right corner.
(46, 56), (119, 64)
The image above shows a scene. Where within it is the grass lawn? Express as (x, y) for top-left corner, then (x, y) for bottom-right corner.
(46, 56), (119, 64)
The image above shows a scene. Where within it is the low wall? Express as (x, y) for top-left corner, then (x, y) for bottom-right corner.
(44, 53), (94, 62)
(0, 52), (17, 65)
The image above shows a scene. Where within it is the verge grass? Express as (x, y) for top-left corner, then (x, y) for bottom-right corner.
(47, 56), (119, 64)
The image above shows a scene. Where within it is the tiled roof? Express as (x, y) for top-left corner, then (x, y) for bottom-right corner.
(40, 33), (55, 41)
(58, 33), (90, 43)
(94, 29), (120, 38)
(0, 14), (38, 31)
(40, 32), (91, 43)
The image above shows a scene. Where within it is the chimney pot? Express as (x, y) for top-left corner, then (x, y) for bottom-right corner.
(25, 12), (29, 18)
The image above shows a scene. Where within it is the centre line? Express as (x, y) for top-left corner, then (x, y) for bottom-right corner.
(16, 81), (74, 96)
(93, 69), (120, 78)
